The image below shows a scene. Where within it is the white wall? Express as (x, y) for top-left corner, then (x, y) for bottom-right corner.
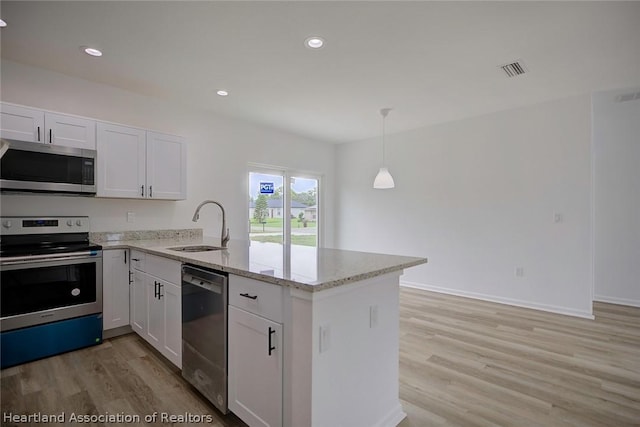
(0, 60), (336, 246)
(336, 95), (594, 317)
(593, 88), (640, 307)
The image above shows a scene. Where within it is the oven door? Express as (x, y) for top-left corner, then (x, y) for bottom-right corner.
(0, 252), (103, 332)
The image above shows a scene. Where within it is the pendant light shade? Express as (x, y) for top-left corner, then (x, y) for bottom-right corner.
(373, 167), (395, 189)
(373, 108), (395, 189)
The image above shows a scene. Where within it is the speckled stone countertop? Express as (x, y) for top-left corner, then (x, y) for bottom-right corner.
(95, 233), (427, 292)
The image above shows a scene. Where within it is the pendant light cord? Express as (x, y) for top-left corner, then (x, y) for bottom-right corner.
(380, 108), (391, 166)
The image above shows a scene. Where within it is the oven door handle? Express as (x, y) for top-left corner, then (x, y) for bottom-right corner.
(0, 251), (101, 265)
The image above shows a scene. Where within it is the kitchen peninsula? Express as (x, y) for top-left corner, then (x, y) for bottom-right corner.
(97, 232), (427, 427)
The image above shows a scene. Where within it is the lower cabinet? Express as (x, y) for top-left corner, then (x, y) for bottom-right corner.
(130, 269), (147, 336)
(228, 275), (284, 427)
(146, 276), (181, 366)
(129, 251), (182, 368)
(102, 249), (130, 330)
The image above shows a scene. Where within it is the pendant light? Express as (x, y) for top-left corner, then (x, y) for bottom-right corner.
(373, 108), (395, 189)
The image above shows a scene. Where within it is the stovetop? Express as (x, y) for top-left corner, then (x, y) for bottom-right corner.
(0, 216), (100, 258)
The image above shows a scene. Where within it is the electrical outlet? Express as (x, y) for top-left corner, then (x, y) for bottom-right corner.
(370, 305), (379, 328)
(127, 212), (135, 223)
(515, 267), (524, 277)
(319, 324), (331, 353)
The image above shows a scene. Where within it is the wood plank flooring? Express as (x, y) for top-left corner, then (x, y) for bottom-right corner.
(0, 334), (246, 427)
(1, 288), (639, 426)
(398, 288), (640, 427)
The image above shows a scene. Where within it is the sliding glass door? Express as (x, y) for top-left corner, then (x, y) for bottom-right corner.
(248, 167), (320, 248)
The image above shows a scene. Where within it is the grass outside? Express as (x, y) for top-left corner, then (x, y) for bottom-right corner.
(250, 218), (317, 229)
(250, 234), (317, 247)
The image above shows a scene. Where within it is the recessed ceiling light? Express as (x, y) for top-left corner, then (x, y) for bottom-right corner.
(305, 36), (325, 49)
(82, 47), (103, 57)
(0, 19), (7, 28)
(216, 90), (229, 97)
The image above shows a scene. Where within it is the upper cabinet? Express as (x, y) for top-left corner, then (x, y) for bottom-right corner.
(0, 104), (43, 142)
(146, 132), (187, 200)
(96, 122), (186, 200)
(1, 103), (96, 150)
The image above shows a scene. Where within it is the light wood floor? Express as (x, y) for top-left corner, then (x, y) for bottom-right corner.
(1, 288), (639, 426)
(398, 288), (640, 427)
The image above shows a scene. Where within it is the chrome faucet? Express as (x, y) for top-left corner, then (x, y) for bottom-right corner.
(192, 200), (230, 248)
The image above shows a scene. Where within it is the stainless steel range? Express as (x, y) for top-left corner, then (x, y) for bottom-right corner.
(0, 216), (103, 369)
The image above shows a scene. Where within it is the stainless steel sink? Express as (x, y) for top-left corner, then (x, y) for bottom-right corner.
(168, 245), (225, 252)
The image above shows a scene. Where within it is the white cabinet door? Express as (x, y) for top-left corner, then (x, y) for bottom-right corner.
(0, 103), (44, 142)
(162, 281), (182, 368)
(228, 306), (283, 427)
(45, 112), (96, 149)
(130, 269), (148, 336)
(146, 277), (164, 348)
(102, 249), (130, 330)
(146, 131), (187, 200)
(96, 122), (146, 198)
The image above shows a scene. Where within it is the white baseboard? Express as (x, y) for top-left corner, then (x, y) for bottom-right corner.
(401, 280), (595, 319)
(594, 294), (640, 308)
(374, 403), (406, 427)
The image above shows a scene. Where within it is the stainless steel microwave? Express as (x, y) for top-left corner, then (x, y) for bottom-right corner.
(0, 139), (96, 195)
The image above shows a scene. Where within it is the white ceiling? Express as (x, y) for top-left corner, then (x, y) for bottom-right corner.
(1, 1), (639, 143)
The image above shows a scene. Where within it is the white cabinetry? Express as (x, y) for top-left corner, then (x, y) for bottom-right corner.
(96, 123), (186, 200)
(129, 250), (182, 367)
(0, 104), (43, 142)
(145, 132), (187, 200)
(228, 275), (283, 427)
(102, 249), (131, 330)
(0, 103), (95, 149)
(96, 122), (146, 198)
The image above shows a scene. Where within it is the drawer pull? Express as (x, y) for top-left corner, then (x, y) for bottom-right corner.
(240, 292), (258, 300)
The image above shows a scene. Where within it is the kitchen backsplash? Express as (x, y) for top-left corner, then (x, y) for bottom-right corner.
(89, 228), (202, 243)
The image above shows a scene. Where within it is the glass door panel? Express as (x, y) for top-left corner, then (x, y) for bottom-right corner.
(290, 176), (318, 248)
(249, 172), (284, 244)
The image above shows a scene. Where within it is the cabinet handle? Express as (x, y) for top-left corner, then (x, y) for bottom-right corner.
(149, 185), (153, 197)
(158, 282), (164, 299)
(268, 327), (276, 356)
(49, 129), (53, 144)
(154, 281), (159, 298)
(141, 185), (145, 197)
(239, 293), (257, 300)
(124, 250), (127, 264)
(37, 126), (41, 142)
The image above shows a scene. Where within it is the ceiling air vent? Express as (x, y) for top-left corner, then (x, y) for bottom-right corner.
(499, 60), (527, 78)
(615, 91), (640, 103)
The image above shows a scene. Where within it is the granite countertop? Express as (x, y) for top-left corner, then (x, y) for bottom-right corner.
(95, 234), (427, 292)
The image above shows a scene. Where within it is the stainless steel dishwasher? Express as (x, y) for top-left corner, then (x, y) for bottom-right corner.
(181, 264), (228, 414)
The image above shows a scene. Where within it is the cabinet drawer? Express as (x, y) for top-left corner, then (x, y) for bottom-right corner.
(130, 250), (146, 271)
(145, 253), (181, 285)
(229, 275), (284, 323)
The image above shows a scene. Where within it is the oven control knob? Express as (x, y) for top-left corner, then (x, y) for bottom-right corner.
(2, 220), (12, 229)
(67, 220), (74, 227)
(76, 219), (83, 226)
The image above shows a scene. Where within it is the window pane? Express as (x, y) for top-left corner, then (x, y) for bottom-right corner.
(249, 172), (284, 244)
(290, 176), (318, 248)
